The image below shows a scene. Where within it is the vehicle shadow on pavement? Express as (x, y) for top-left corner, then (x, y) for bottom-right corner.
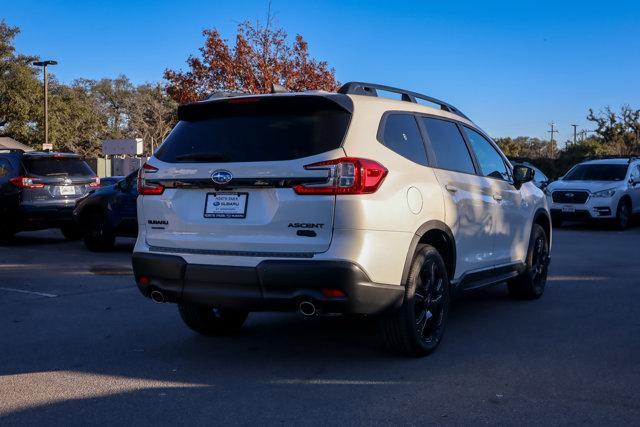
(558, 216), (640, 232)
(0, 230), (135, 252)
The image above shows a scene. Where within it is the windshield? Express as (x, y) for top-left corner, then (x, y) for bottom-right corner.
(22, 157), (95, 177)
(155, 96), (351, 163)
(563, 164), (628, 181)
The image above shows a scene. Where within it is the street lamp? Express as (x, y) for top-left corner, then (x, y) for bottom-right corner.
(32, 60), (58, 149)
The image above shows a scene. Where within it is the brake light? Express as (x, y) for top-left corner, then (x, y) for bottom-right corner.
(293, 157), (388, 195)
(9, 176), (45, 189)
(89, 177), (100, 187)
(137, 163), (164, 195)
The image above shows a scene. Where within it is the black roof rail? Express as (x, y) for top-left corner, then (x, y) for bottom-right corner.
(337, 81), (470, 121)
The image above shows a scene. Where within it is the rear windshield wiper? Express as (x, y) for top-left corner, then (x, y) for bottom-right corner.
(175, 152), (231, 162)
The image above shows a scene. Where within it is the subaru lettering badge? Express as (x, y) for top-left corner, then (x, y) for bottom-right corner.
(211, 170), (233, 184)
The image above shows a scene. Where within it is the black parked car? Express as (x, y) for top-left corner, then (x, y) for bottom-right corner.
(73, 170), (138, 251)
(98, 176), (125, 187)
(0, 149), (99, 240)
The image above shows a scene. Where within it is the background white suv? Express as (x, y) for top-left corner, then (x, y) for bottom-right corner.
(132, 82), (551, 356)
(546, 158), (640, 229)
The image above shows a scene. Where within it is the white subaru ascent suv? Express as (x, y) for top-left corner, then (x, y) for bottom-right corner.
(546, 157), (640, 229)
(133, 82), (551, 356)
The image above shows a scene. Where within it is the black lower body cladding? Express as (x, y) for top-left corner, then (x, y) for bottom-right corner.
(132, 252), (404, 315)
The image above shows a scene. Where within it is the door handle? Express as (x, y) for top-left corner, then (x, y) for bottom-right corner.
(445, 185), (458, 193)
(493, 194), (503, 201)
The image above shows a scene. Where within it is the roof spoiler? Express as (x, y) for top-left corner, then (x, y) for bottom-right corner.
(338, 81), (470, 121)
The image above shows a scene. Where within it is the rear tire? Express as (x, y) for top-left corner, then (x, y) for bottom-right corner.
(83, 212), (115, 251)
(508, 224), (549, 300)
(380, 244), (450, 357)
(60, 224), (83, 240)
(178, 303), (248, 336)
(614, 199), (631, 230)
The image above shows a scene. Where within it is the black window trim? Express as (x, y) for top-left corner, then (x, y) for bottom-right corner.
(376, 111), (432, 166)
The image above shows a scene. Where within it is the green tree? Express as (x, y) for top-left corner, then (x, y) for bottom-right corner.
(47, 80), (107, 157)
(0, 20), (41, 147)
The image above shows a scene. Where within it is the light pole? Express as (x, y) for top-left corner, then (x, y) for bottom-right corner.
(32, 60), (58, 149)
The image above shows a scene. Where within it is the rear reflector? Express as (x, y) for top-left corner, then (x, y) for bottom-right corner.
(293, 157), (387, 195)
(137, 163), (164, 195)
(138, 276), (150, 286)
(321, 288), (346, 298)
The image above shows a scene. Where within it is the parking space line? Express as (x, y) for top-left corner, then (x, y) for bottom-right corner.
(0, 287), (58, 298)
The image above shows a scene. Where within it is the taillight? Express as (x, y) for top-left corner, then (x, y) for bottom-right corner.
(9, 176), (45, 189)
(137, 163), (164, 195)
(293, 157), (388, 195)
(89, 177), (100, 187)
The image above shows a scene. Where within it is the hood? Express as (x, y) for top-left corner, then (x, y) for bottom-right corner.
(547, 180), (625, 193)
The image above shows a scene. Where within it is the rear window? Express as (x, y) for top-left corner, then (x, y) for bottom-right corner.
(564, 164), (628, 181)
(22, 157), (95, 177)
(156, 96), (351, 163)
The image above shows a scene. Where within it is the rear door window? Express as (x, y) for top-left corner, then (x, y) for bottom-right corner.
(463, 127), (510, 181)
(22, 157), (95, 176)
(380, 114), (428, 165)
(421, 117), (475, 174)
(155, 96), (351, 163)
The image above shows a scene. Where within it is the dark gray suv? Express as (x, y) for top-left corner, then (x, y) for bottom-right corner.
(0, 149), (99, 240)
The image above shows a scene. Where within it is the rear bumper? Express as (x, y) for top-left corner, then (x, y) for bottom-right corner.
(132, 252), (404, 315)
(17, 203), (76, 228)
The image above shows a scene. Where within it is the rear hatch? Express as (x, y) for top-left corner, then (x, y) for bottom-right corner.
(19, 155), (98, 205)
(141, 94), (353, 255)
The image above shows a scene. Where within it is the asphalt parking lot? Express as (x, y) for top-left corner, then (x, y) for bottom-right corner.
(1, 224), (639, 425)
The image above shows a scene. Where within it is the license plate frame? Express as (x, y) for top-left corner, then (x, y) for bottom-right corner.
(60, 186), (76, 196)
(204, 192), (248, 219)
(562, 205), (576, 213)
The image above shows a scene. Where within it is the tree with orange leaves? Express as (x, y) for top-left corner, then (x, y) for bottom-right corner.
(164, 17), (339, 104)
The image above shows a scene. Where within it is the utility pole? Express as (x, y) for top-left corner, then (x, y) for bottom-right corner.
(571, 124), (579, 146)
(32, 60), (58, 149)
(547, 122), (559, 157)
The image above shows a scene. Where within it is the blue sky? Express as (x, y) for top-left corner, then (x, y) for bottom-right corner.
(3, 0), (639, 142)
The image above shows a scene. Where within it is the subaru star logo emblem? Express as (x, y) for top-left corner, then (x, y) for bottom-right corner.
(211, 170), (232, 184)
(566, 193), (574, 197)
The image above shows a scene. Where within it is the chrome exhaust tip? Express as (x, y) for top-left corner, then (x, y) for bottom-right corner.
(298, 301), (317, 316)
(150, 290), (165, 303)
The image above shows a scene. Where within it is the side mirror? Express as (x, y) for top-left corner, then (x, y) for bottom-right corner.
(513, 165), (535, 189)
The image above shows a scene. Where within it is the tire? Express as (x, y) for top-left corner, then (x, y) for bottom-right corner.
(614, 199), (631, 230)
(60, 224), (83, 240)
(178, 303), (248, 336)
(83, 212), (115, 251)
(507, 224), (549, 300)
(380, 244), (450, 357)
